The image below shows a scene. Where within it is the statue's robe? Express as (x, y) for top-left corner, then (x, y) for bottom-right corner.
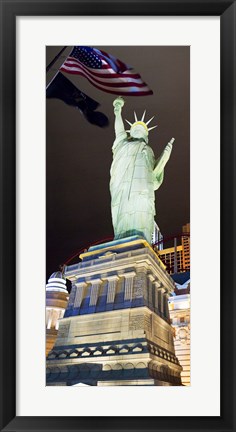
(110, 131), (170, 244)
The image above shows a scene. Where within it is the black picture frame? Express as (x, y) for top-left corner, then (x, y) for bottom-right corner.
(0, 1), (235, 431)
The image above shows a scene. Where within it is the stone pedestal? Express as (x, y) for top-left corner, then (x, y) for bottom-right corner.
(46, 236), (182, 386)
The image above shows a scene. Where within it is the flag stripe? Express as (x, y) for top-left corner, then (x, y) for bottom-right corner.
(63, 58), (142, 79)
(60, 64), (147, 87)
(60, 67), (150, 91)
(60, 47), (153, 96)
(60, 67), (153, 95)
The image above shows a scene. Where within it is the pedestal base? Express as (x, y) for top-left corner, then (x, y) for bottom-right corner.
(46, 237), (182, 386)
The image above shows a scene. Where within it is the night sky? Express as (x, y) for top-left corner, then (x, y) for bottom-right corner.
(46, 46), (190, 280)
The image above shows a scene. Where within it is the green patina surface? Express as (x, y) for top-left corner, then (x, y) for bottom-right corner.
(110, 97), (174, 244)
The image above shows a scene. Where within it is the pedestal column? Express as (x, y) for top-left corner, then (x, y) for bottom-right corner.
(47, 309), (53, 329)
(89, 279), (102, 306)
(106, 275), (119, 304)
(74, 282), (87, 308)
(123, 272), (136, 301)
(163, 291), (170, 319)
(154, 281), (162, 313)
(159, 287), (166, 317)
(148, 274), (155, 308)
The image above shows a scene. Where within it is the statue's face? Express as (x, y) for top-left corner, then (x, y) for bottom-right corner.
(130, 125), (148, 140)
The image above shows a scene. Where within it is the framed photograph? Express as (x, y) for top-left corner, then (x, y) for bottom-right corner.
(46, 43), (191, 388)
(0, 1), (235, 431)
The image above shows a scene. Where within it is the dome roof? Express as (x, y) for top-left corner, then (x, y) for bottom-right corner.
(46, 270), (68, 293)
(49, 271), (66, 280)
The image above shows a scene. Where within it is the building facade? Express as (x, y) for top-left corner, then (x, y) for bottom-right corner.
(46, 271), (69, 357)
(158, 223), (190, 274)
(181, 223), (190, 271)
(152, 221), (163, 250)
(168, 272), (190, 386)
(46, 236), (182, 386)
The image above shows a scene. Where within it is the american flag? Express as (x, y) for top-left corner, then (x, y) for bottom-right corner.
(60, 46), (153, 96)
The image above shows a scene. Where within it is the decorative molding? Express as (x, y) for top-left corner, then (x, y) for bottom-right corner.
(47, 341), (180, 367)
(66, 248), (175, 295)
(148, 274), (155, 282)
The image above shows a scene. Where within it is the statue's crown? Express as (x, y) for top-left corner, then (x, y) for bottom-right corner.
(125, 110), (157, 133)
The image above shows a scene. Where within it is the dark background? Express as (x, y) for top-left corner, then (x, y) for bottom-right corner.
(46, 46), (190, 280)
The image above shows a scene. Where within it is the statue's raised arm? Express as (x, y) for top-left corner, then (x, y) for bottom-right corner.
(113, 97), (126, 139)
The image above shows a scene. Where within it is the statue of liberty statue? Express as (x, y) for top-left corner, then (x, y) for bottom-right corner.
(110, 97), (174, 244)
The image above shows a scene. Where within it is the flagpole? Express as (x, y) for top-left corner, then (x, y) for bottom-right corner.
(46, 46), (73, 90)
(46, 46), (67, 72)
